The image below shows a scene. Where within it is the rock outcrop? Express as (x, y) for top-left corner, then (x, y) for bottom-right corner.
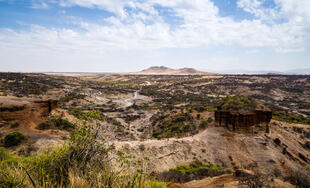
(0, 96), (57, 122)
(215, 96), (272, 134)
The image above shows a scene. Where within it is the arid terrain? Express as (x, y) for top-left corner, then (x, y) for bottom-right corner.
(1, 71), (310, 187)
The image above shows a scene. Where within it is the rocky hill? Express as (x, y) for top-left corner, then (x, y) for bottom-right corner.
(132, 66), (212, 75)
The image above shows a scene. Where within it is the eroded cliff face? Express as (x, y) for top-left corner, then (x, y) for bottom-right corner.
(215, 110), (272, 133)
(0, 96), (57, 122)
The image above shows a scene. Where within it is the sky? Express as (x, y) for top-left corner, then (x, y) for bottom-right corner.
(0, 0), (310, 73)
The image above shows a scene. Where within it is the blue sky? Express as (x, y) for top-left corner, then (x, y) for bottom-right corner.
(0, 0), (309, 72)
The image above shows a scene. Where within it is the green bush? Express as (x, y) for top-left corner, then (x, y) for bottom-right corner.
(37, 117), (75, 130)
(159, 160), (233, 183)
(218, 96), (261, 111)
(71, 109), (102, 122)
(152, 113), (197, 138)
(207, 117), (213, 123)
(273, 111), (310, 125)
(199, 120), (208, 128)
(60, 92), (85, 103)
(0, 123), (164, 187)
(50, 117), (75, 130)
(196, 113), (201, 119)
(4, 132), (26, 147)
(195, 106), (205, 112)
(9, 122), (19, 128)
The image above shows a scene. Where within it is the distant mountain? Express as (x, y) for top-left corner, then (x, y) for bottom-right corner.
(140, 66), (175, 74)
(132, 66), (213, 75)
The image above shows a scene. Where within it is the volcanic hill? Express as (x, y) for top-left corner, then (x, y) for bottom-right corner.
(131, 66), (212, 75)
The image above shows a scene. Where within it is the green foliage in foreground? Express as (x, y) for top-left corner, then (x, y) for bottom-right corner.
(144, 180), (168, 188)
(3, 131), (26, 147)
(273, 111), (310, 125)
(0, 123), (168, 188)
(159, 160), (233, 183)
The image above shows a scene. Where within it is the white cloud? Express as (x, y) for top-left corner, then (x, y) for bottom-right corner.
(59, 0), (131, 18)
(1, 0), (310, 54)
(30, 1), (49, 9)
(276, 47), (305, 53)
(276, 0), (310, 22)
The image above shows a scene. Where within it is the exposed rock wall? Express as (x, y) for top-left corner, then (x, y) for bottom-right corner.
(215, 110), (272, 133)
(0, 96), (57, 122)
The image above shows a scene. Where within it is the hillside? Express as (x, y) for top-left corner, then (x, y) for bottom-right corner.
(131, 66), (212, 75)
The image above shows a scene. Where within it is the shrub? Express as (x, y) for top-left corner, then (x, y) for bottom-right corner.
(196, 114), (201, 119)
(152, 113), (196, 138)
(71, 109), (102, 122)
(199, 120), (208, 128)
(60, 92), (85, 103)
(0, 123), (165, 187)
(37, 117), (75, 130)
(4, 132), (26, 147)
(272, 111), (310, 125)
(50, 117), (75, 130)
(9, 122), (19, 128)
(207, 117), (213, 123)
(159, 160), (233, 183)
(218, 96), (263, 111)
(195, 106), (205, 112)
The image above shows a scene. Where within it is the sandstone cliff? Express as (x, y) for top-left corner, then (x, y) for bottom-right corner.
(215, 96), (272, 133)
(0, 96), (57, 123)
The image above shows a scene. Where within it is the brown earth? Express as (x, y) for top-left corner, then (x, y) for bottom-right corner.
(0, 96), (67, 155)
(180, 173), (295, 188)
(111, 121), (310, 184)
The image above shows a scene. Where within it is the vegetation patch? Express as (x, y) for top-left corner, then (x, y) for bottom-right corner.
(152, 113), (196, 138)
(218, 96), (267, 111)
(37, 117), (75, 130)
(3, 131), (26, 147)
(193, 105), (216, 112)
(71, 109), (103, 122)
(273, 111), (310, 125)
(0, 124), (166, 187)
(60, 92), (86, 103)
(158, 160), (233, 183)
(9, 122), (19, 128)
(151, 111), (213, 138)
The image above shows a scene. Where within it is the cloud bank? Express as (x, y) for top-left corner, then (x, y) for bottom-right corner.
(0, 0), (309, 72)
(1, 0), (309, 51)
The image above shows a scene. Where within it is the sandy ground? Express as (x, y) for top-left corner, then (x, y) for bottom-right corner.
(110, 122), (310, 179)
